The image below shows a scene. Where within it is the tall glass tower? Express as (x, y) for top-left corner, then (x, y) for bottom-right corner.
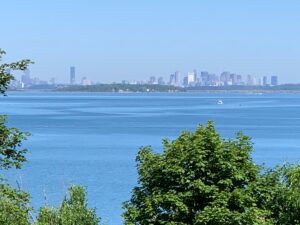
(70, 66), (75, 85)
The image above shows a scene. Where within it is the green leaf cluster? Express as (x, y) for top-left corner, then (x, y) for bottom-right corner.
(0, 49), (34, 225)
(0, 49), (32, 170)
(123, 122), (300, 224)
(0, 180), (32, 225)
(0, 115), (30, 169)
(36, 186), (100, 225)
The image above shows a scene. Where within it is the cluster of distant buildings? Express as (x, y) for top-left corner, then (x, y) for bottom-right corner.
(8, 66), (279, 89)
(69, 66), (93, 86)
(123, 70), (279, 87)
(177, 70), (279, 87)
(7, 68), (55, 89)
(8, 66), (94, 89)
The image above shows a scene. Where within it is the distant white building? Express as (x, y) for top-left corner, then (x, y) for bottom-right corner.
(187, 72), (195, 85)
(81, 77), (92, 85)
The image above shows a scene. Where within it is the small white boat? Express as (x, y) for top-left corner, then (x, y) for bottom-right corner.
(217, 100), (223, 105)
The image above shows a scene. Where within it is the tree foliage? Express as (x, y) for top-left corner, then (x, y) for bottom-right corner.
(261, 165), (300, 225)
(123, 122), (280, 224)
(36, 207), (59, 225)
(0, 49), (32, 170)
(0, 180), (32, 225)
(0, 49), (33, 224)
(36, 186), (100, 225)
(0, 115), (30, 169)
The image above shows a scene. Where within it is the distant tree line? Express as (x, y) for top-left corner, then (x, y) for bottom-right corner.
(2, 49), (300, 224)
(57, 84), (183, 92)
(56, 83), (300, 93)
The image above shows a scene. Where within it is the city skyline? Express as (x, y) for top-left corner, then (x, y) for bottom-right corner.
(2, 1), (300, 83)
(3, 63), (288, 86)
(10, 66), (281, 88)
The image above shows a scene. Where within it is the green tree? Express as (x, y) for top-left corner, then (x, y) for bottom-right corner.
(35, 207), (59, 225)
(0, 181), (32, 225)
(262, 165), (300, 225)
(0, 49), (33, 225)
(0, 49), (32, 169)
(36, 186), (100, 225)
(0, 115), (30, 169)
(123, 121), (273, 224)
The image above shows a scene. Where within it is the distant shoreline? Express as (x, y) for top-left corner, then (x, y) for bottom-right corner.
(8, 84), (300, 94)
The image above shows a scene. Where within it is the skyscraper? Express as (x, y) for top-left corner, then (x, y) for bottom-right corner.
(236, 75), (243, 84)
(201, 71), (209, 85)
(263, 76), (268, 86)
(230, 73), (237, 84)
(21, 68), (31, 86)
(193, 69), (198, 82)
(183, 76), (188, 87)
(174, 71), (180, 85)
(169, 74), (175, 85)
(187, 72), (195, 85)
(220, 71), (230, 85)
(247, 75), (255, 86)
(271, 76), (278, 86)
(157, 77), (164, 85)
(70, 66), (76, 85)
(149, 76), (156, 84)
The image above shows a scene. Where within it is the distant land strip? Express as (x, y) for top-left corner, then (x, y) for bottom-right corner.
(186, 84), (300, 93)
(55, 84), (183, 92)
(8, 83), (300, 93)
(55, 83), (300, 93)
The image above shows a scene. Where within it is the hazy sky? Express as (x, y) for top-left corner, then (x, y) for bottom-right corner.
(1, 0), (300, 83)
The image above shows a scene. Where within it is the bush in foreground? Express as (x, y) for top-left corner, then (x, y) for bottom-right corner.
(0, 181), (31, 225)
(37, 186), (100, 225)
(123, 121), (300, 225)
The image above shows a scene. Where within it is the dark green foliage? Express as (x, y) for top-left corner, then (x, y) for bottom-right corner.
(36, 186), (100, 225)
(0, 181), (32, 225)
(59, 186), (100, 225)
(0, 49), (33, 225)
(123, 122), (274, 224)
(36, 207), (59, 225)
(0, 115), (30, 169)
(261, 165), (300, 225)
(0, 49), (32, 170)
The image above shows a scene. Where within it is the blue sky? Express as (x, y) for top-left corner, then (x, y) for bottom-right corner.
(1, 0), (300, 83)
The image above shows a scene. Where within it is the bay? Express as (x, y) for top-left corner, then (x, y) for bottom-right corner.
(1, 92), (300, 224)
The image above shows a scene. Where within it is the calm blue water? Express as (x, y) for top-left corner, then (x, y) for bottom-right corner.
(1, 92), (300, 224)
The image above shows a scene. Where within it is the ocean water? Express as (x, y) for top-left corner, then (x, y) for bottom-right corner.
(1, 92), (300, 224)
